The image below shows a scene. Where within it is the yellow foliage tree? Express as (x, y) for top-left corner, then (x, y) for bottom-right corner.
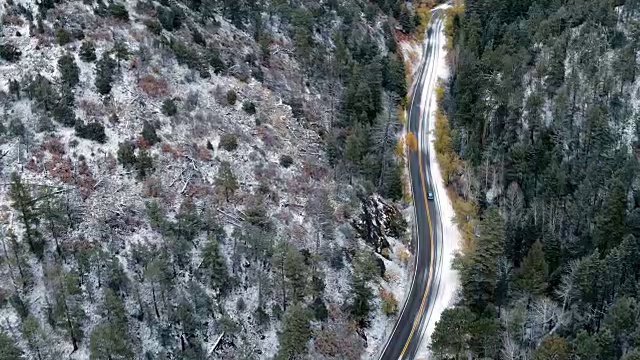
(405, 132), (418, 152)
(396, 138), (405, 158)
(445, 4), (465, 49)
(435, 81), (445, 107)
(434, 110), (452, 155)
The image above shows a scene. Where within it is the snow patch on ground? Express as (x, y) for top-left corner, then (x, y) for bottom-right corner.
(399, 41), (422, 81)
(365, 234), (411, 359)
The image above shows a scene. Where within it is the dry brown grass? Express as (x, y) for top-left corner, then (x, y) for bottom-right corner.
(197, 146), (211, 161)
(45, 155), (73, 184)
(42, 137), (66, 155)
(78, 98), (106, 119)
(139, 75), (169, 97)
(77, 159), (96, 199)
(87, 28), (112, 42)
(161, 142), (174, 154)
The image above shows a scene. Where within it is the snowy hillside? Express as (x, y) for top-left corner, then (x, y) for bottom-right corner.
(0, 0), (429, 358)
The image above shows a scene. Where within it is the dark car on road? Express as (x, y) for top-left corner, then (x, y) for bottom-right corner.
(427, 191), (434, 200)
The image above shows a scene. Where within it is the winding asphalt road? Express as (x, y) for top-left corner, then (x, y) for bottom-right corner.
(379, 10), (445, 360)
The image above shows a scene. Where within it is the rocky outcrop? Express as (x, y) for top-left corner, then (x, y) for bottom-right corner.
(352, 195), (408, 258)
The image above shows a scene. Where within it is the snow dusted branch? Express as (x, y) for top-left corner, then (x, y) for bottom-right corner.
(180, 173), (193, 194)
(216, 209), (242, 227)
(208, 332), (225, 356)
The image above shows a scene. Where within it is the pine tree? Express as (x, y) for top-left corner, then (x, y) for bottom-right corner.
(399, 5), (415, 33)
(117, 142), (137, 168)
(39, 190), (69, 258)
(9, 172), (44, 259)
(460, 207), (505, 311)
(604, 297), (638, 348)
(79, 41), (97, 62)
(343, 122), (368, 181)
(594, 179), (628, 254)
(135, 149), (154, 179)
(49, 266), (85, 351)
(53, 83), (77, 127)
(144, 252), (173, 319)
(0, 332), (24, 360)
(141, 121), (160, 145)
(4, 230), (33, 289)
(200, 234), (230, 296)
(349, 250), (378, 324)
(387, 163), (404, 201)
(597, 327), (616, 360)
(468, 315), (501, 359)
(95, 53), (116, 95)
(573, 330), (600, 359)
(22, 315), (45, 360)
(58, 53), (80, 87)
(111, 40), (129, 68)
(306, 188), (335, 252)
(516, 240), (549, 296)
(89, 322), (133, 360)
(430, 307), (474, 359)
(275, 304), (312, 359)
(215, 161), (238, 202)
(284, 246), (307, 304)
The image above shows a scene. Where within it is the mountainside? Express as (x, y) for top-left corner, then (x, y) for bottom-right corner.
(0, 0), (430, 359)
(431, 0), (640, 359)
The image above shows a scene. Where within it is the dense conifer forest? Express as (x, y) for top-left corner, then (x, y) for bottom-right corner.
(431, 0), (640, 358)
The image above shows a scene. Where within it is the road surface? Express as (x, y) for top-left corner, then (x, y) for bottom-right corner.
(379, 10), (445, 360)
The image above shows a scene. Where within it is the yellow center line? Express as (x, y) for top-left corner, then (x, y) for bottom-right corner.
(398, 18), (439, 359)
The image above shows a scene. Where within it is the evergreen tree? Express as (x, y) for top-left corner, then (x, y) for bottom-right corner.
(40, 190), (72, 258)
(5, 230), (33, 289)
(595, 179), (628, 254)
(603, 297), (638, 351)
(387, 163), (404, 201)
(141, 121), (160, 145)
(598, 327), (617, 360)
(144, 251), (173, 319)
(460, 207), (504, 311)
(58, 53), (80, 87)
(200, 234), (230, 296)
(50, 266), (85, 351)
(283, 246), (307, 304)
(0, 332), (24, 360)
(22, 315), (45, 360)
(135, 149), (154, 179)
(9, 173), (44, 259)
(111, 40), (130, 68)
(53, 84), (76, 127)
(516, 240), (549, 296)
(399, 5), (415, 33)
(275, 304), (312, 360)
(343, 122), (368, 180)
(430, 307), (474, 359)
(95, 53), (116, 95)
(79, 41), (97, 62)
(161, 98), (177, 116)
(89, 322), (133, 360)
(215, 161), (238, 202)
(573, 330), (600, 359)
(468, 315), (501, 359)
(349, 250), (378, 324)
